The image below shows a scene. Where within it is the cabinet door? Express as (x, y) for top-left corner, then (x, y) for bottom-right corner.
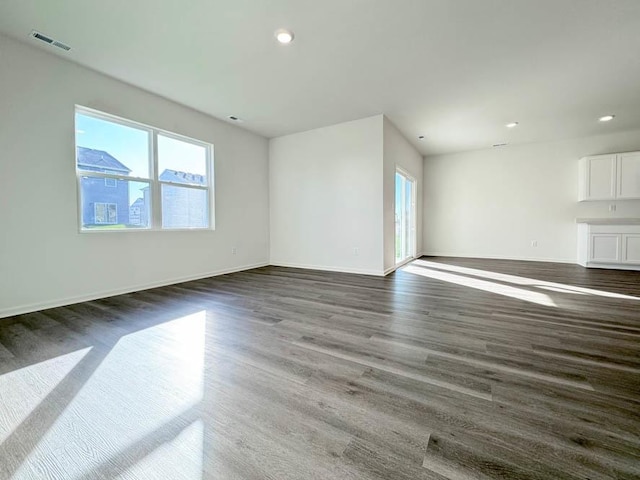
(621, 235), (640, 264)
(617, 152), (640, 199)
(590, 234), (621, 263)
(584, 155), (617, 200)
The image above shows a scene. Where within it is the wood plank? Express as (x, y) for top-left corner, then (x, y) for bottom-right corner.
(0, 257), (638, 479)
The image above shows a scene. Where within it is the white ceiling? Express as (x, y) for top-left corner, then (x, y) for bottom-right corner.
(1, 0), (639, 155)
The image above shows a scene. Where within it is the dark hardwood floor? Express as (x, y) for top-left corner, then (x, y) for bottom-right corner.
(0, 257), (639, 479)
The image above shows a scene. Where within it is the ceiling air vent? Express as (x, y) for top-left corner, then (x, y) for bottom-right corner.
(30, 30), (71, 51)
(52, 40), (71, 51)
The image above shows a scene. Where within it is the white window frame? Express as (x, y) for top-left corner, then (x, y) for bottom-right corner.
(75, 105), (215, 233)
(104, 177), (117, 188)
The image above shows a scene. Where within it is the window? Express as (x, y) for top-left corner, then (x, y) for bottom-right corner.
(75, 106), (213, 231)
(95, 203), (117, 224)
(157, 134), (210, 229)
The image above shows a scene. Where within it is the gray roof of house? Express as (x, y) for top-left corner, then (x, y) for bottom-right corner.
(130, 197), (145, 208)
(77, 147), (131, 173)
(159, 169), (206, 186)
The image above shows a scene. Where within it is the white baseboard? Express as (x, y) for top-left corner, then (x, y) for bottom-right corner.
(270, 261), (385, 277)
(582, 262), (640, 271)
(419, 252), (576, 264)
(384, 255), (419, 275)
(2, 254), (586, 319)
(0, 261), (269, 319)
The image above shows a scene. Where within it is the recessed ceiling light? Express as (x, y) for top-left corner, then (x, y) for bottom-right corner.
(505, 122), (519, 128)
(598, 115), (615, 122)
(275, 29), (294, 44)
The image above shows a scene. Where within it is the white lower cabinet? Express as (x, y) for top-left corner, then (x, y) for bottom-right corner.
(577, 222), (640, 270)
(590, 234), (620, 263)
(622, 235), (640, 264)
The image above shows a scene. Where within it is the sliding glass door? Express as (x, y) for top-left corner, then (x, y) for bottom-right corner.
(395, 169), (416, 264)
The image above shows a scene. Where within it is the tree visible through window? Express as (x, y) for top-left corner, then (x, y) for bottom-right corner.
(75, 107), (213, 231)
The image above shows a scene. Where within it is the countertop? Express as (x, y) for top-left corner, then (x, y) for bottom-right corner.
(575, 218), (640, 225)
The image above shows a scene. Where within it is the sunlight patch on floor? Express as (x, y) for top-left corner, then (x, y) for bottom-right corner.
(0, 347), (92, 444)
(9, 311), (207, 480)
(403, 264), (557, 307)
(411, 260), (639, 300)
(103, 418), (204, 480)
(80, 420), (204, 480)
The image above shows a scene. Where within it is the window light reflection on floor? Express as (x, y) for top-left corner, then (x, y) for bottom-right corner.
(4, 310), (207, 480)
(402, 264), (558, 307)
(0, 347), (93, 444)
(410, 260), (639, 301)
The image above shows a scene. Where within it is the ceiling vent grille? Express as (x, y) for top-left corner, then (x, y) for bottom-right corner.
(30, 30), (71, 51)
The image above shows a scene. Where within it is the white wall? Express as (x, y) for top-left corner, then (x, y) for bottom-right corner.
(0, 35), (270, 318)
(422, 130), (640, 263)
(383, 117), (423, 272)
(269, 115), (385, 275)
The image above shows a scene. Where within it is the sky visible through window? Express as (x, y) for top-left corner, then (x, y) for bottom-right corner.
(158, 134), (207, 177)
(76, 112), (207, 206)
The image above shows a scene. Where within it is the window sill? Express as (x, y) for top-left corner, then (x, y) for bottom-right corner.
(78, 227), (215, 234)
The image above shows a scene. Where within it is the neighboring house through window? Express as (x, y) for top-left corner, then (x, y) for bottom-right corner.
(159, 169), (209, 229)
(77, 147), (131, 227)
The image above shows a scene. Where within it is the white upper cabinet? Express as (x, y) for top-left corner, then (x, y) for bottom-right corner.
(579, 154), (616, 200)
(617, 152), (640, 199)
(579, 151), (640, 201)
